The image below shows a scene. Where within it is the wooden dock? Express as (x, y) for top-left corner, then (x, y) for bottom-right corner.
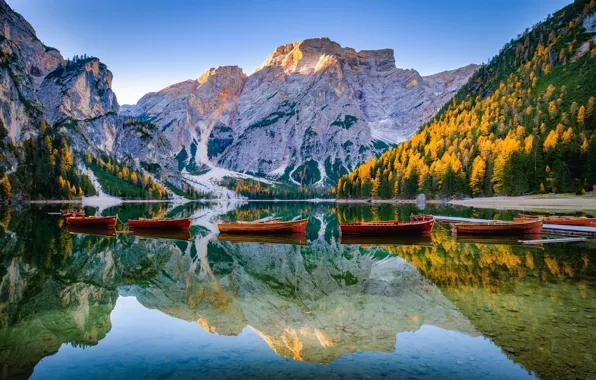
(432, 215), (596, 238)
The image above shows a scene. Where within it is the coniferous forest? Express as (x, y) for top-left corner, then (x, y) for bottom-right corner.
(0, 120), (97, 199)
(337, 0), (596, 199)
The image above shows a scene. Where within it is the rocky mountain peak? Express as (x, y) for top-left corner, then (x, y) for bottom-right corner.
(197, 65), (246, 85)
(0, 0), (63, 85)
(257, 37), (396, 75)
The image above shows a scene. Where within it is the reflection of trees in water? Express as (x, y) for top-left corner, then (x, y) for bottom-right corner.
(2, 203), (596, 379)
(391, 230), (593, 292)
(0, 205), (187, 380)
(391, 230), (596, 380)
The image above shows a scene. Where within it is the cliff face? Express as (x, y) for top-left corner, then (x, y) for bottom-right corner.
(0, 0), (180, 190)
(123, 38), (478, 186)
(37, 58), (120, 153)
(0, 0), (125, 167)
(214, 38), (478, 184)
(120, 66), (246, 167)
(0, 0), (63, 142)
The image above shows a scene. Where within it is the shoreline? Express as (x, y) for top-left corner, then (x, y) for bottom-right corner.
(449, 195), (596, 211)
(11, 194), (596, 212)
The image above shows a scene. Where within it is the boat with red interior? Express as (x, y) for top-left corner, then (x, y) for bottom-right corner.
(61, 209), (85, 217)
(127, 217), (192, 230)
(339, 215), (435, 236)
(217, 219), (308, 234)
(65, 215), (117, 228)
(451, 218), (543, 235)
(517, 213), (596, 227)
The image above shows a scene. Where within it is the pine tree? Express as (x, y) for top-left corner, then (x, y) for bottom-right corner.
(0, 175), (12, 200)
(469, 156), (486, 196)
(577, 105), (586, 124)
(59, 141), (73, 174)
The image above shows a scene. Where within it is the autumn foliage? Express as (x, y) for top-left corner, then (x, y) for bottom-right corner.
(88, 152), (168, 199)
(337, 0), (596, 199)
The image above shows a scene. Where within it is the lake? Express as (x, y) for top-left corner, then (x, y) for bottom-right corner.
(0, 201), (594, 379)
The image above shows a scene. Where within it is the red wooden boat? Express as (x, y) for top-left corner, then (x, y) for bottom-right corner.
(127, 217), (192, 230)
(339, 215), (435, 236)
(451, 219), (543, 235)
(65, 215), (117, 228)
(217, 219), (308, 234)
(518, 213), (596, 227)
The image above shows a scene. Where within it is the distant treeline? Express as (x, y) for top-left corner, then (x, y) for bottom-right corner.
(222, 177), (335, 200)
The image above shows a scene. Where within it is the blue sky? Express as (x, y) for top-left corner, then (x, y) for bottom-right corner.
(9, 0), (570, 105)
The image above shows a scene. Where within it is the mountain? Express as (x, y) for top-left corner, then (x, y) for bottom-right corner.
(337, 0), (596, 198)
(123, 38), (478, 186)
(0, 0), (182, 200)
(0, 0), (120, 150)
(120, 66), (247, 175)
(0, 0), (476, 199)
(0, 0), (62, 142)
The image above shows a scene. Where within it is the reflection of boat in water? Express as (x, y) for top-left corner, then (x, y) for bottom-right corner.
(128, 229), (192, 241)
(450, 219), (543, 235)
(217, 233), (308, 245)
(518, 213), (596, 227)
(217, 219), (308, 234)
(454, 235), (543, 247)
(65, 215), (117, 228)
(339, 215), (434, 236)
(128, 217), (192, 230)
(340, 234), (433, 247)
(66, 225), (116, 237)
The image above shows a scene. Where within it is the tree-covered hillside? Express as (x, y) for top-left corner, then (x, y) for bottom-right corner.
(337, 0), (596, 199)
(0, 120), (97, 200)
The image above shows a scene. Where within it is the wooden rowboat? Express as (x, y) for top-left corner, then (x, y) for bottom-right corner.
(128, 217), (192, 230)
(339, 215), (435, 236)
(217, 233), (308, 245)
(451, 219), (543, 235)
(65, 215), (117, 228)
(217, 219), (308, 234)
(518, 213), (596, 227)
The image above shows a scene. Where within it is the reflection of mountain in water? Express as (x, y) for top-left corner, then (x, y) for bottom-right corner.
(125, 237), (477, 364)
(1, 203), (595, 379)
(0, 213), (180, 379)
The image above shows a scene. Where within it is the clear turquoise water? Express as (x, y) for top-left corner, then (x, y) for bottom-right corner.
(0, 202), (594, 379)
